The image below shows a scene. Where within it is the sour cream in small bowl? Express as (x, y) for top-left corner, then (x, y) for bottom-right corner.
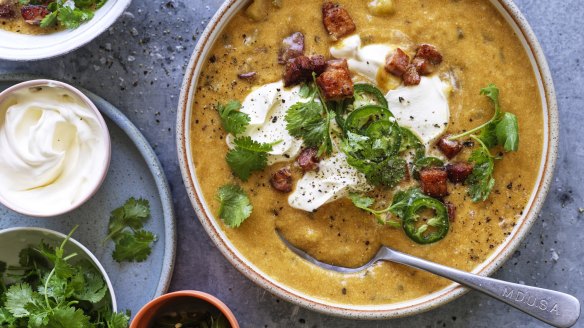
(0, 80), (111, 217)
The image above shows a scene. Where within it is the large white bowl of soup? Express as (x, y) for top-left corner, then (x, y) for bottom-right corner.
(0, 0), (131, 61)
(177, 0), (558, 319)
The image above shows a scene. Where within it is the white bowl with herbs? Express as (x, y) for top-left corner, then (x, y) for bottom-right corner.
(0, 0), (132, 61)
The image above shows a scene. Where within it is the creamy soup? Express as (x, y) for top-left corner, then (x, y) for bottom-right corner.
(190, 0), (543, 305)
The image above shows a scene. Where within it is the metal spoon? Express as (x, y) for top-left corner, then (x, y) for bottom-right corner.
(276, 230), (580, 327)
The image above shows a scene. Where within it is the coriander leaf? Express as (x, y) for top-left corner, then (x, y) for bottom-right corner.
(496, 112), (519, 152)
(477, 121), (498, 148)
(348, 193), (374, 210)
(57, 7), (94, 30)
(299, 83), (313, 98)
(216, 100), (250, 135)
(105, 311), (130, 328)
(216, 184), (253, 228)
(389, 188), (425, 219)
(0, 308), (15, 325)
(347, 156), (406, 188)
(226, 136), (276, 181)
(46, 307), (91, 328)
(399, 127), (425, 160)
(106, 197), (150, 242)
(450, 83), (503, 140)
(40, 11), (58, 28)
(40, 273), (72, 304)
(72, 261), (107, 304)
(466, 144), (496, 202)
(5, 283), (35, 317)
(112, 230), (156, 263)
(480, 83), (501, 118)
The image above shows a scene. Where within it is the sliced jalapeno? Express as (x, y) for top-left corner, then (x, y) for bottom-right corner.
(403, 197), (449, 244)
(364, 120), (402, 159)
(345, 105), (393, 133)
(353, 84), (389, 110)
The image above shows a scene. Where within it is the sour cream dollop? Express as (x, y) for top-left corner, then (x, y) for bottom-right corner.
(288, 151), (371, 212)
(386, 76), (452, 145)
(0, 85), (110, 216)
(226, 81), (303, 164)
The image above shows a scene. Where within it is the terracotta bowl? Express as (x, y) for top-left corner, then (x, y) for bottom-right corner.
(176, 0), (558, 320)
(130, 290), (240, 328)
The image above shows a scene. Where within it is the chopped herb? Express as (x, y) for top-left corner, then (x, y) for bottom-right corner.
(216, 184), (253, 228)
(104, 197), (157, 263)
(226, 136), (280, 181)
(466, 136), (496, 202)
(216, 100), (250, 135)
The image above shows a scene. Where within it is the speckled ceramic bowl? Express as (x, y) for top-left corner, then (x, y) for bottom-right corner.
(0, 227), (117, 312)
(177, 0), (559, 319)
(0, 0), (132, 61)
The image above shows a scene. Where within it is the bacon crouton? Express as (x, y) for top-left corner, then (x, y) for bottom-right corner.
(413, 44), (443, 75)
(270, 167), (293, 193)
(322, 2), (356, 39)
(419, 167), (448, 198)
(0, 4), (15, 19)
(316, 59), (354, 100)
(21, 5), (49, 25)
(297, 147), (320, 172)
(278, 32), (305, 64)
(446, 162), (473, 183)
(402, 64), (421, 86)
(437, 135), (463, 159)
(385, 48), (410, 77)
(283, 55), (326, 87)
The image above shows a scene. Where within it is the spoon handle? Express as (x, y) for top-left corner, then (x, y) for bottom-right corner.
(383, 248), (580, 327)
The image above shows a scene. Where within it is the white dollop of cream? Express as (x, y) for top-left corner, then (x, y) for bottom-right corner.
(0, 85), (109, 215)
(386, 76), (452, 145)
(226, 81), (303, 164)
(330, 35), (394, 83)
(288, 151), (370, 212)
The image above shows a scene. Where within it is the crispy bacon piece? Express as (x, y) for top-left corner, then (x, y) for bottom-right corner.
(412, 44), (443, 76)
(283, 55), (326, 87)
(0, 4), (15, 19)
(296, 148), (320, 172)
(445, 202), (456, 222)
(419, 167), (448, 198)
(446, 162), (474, 183)
(385, 48), (410, 77)
(21, 5), (50, 25)
(402, 64), (421, 86)
(316, 59), (354, 100)
(415, 44), (443, 65)
(278, 32), (305, 64)
(437, 135), (463, 159)
(322, 2), (356, 39)
(270, 167), (293, 193)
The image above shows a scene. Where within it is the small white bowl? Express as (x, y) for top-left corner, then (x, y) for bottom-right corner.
(0, 227), (117, 312)
(0, 0), (132, 61)
(0, 80), (111, 217)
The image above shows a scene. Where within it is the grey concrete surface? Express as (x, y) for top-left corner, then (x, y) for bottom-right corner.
(1, 0), (582, 327)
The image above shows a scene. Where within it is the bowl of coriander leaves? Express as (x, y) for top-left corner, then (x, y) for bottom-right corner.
(0, 226), (129, 327)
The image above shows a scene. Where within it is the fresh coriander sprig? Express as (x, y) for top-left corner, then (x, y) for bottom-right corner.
(226, 136), (280, 181)
(104, 197), (156, 263)
(216, 100), (250, 135)
(466, 135), (497, 202)
(348, 193), (401, 227)
(37, 0), (107, 30)
(216, 184), (253, 228)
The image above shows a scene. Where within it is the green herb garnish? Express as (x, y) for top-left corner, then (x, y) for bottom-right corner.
(466, 136), (496, 202)
(216, 100), (250, 135)
(226, 136), (280, 181)
(21, 0), (108, 30)
(0, 227), (130, 328)
(216, 184), (253, 228)
(285, 78), (334, 156)
(104, 198), (156, 263)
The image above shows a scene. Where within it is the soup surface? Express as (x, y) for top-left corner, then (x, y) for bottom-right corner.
(190, 0), (543, 305)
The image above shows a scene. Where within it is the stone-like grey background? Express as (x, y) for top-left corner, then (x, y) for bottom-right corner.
(1, 0), (582, 327)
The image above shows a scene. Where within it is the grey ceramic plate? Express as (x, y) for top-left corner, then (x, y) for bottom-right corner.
(0, 74), (176, 317)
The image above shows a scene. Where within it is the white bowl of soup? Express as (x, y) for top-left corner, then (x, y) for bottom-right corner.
(177, 0), (558, 319)
(0, 0), (132, 61)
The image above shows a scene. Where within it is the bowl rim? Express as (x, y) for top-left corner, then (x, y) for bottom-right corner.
(130, 290), (240, 328)
(176, 0), (559, 319)
(0, 226), (118, 312)
(0, 0), (132, 61)
(0, 79), (112, 218)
